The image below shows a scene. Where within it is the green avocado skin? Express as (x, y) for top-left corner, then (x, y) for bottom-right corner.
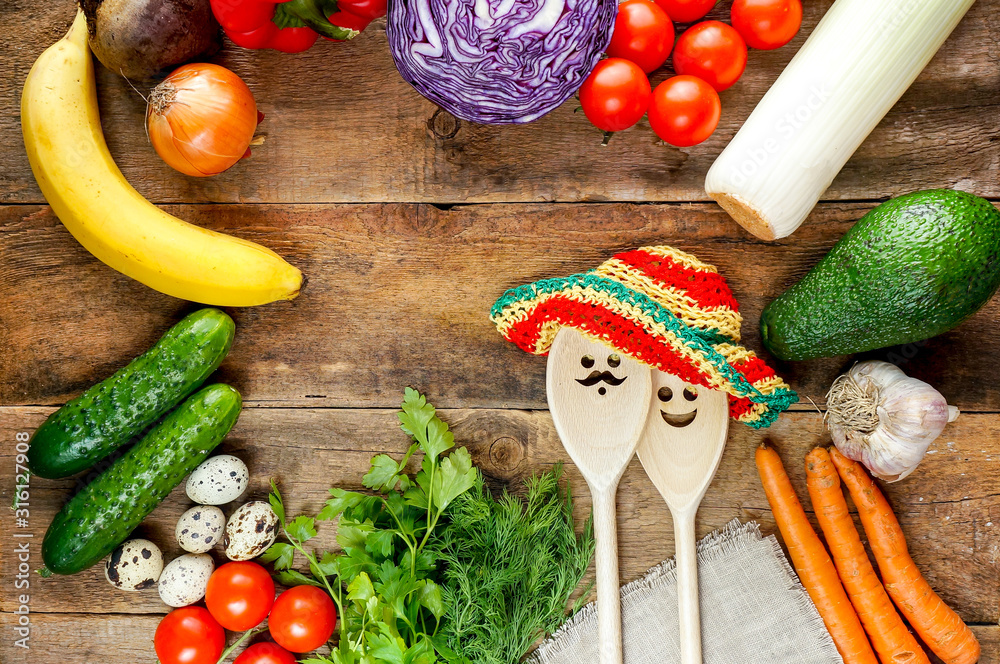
(761, 189), (1000, 361)
(42, 383), (242, 575)
(27, 308), (235, 479)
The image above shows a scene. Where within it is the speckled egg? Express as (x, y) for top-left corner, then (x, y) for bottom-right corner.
(157, 553), (215, 608)
(105, 539), (163, 591)
(186, 455), (249, 505)
(175, 505), (226, 554)
(224, 501), (279, 561)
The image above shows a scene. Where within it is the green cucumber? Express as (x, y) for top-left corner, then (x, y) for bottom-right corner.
(41, 384), (242, 575)
(761, 189), (1000, 360)
(28, 308), (235, 479)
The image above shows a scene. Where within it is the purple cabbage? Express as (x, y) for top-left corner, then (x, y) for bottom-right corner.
(387, 0), (616, 124)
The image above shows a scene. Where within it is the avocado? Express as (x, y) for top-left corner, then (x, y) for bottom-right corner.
(761, 189), (1000, 361)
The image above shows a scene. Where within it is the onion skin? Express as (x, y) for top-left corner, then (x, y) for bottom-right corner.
(147, 64), (258, 177)
(81, 0), (221, 80)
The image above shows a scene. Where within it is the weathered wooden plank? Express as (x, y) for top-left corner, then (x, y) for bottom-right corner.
(2, 407), (997, 623)
(3, 202), (1000, 411)
(2, 612), (997, 664)
(2, 0), (998, 205)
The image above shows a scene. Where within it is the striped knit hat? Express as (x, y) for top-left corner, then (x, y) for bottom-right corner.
(490, 245), (797, 428)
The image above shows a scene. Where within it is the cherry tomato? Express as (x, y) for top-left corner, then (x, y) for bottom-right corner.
(731, 0), (802, 50)
(337, 0), (387, 21)
(268, 586), (337, 653)
(154, 607), (225, 664)
(233, 642), (298, 664)
(579, 58), (651, 133)
(648, 75), (721, 147)
(606, 0), (675, 73)
(205, 561), (276, 632)
(672, 20), (747, 91)
(652, 0), (716, 23)
(325, 11), (371, 40)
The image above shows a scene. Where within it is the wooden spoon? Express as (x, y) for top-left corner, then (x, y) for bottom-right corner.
(546, 328), (652, 664)
(636, 371), (729, 664)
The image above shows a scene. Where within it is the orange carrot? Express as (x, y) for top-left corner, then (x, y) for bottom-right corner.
(806, 447), (930, 664)
(756, 443), (878, 664)
(830, 447), (980, 664)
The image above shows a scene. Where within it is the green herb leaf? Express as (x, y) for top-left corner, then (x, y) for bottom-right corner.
(286, 515), (317, 543)
(366, 529), (396, 558)
(337, 518), (374, 550)
(274, 569), (323, 588)
(320, 487), (366, 521)
(432, 447), (477, 513)
(369, 629), (407, 664)
(347, 572), (375, 605)
(311, 551), (340, 578)
(269, 478), (286, 527)
(416, 579), (445, 620)
(260, 542), (295, 570)
(364, 454), (403, 492)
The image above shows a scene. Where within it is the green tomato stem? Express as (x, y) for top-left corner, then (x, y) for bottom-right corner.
(214, 627), (266, 664)
(273, 0), (359, 40)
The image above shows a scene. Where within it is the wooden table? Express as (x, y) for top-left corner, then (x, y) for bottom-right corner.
(2, 1), (999, 661)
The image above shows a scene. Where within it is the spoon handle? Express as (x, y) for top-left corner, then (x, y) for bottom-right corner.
(674, 509), (702, 664)
(593, 486), (623, 664)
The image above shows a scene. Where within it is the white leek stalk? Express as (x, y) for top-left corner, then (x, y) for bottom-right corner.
(704, 0), (975, 240)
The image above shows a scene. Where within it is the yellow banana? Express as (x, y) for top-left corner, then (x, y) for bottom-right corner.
(21, 11), (302, 307)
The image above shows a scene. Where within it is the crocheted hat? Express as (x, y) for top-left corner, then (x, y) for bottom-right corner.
(490, 245), (797, 428)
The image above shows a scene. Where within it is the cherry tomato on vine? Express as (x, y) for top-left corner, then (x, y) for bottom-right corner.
(672, 20), (747, 91)
(648, 75), (721, 147)
(268, 585), (337, 653)
(154, 607), (225, 664)
(652, 0), (716, 23)
(233, 642), (298, 664)
(606, 0), (675, 73)
(205, 561), (276, 631)
(579, 58), (652, 133)
(731, 0), (802, 50)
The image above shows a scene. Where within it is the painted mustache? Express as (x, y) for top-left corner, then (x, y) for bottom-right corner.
(576, 371), (627, 387)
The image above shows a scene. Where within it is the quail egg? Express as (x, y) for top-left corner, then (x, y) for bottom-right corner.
(224, 501), (279, 561)
(105, 539), (163, 591)
(186, 454), (249, 505)
(175, 505), (226, 554)
(157, 553), (215, 608)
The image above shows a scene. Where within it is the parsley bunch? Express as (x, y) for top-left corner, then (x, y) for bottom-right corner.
(263, 388), (477, 664)
(261, 388), (594, 664)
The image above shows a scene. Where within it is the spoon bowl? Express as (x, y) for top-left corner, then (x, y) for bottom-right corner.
(547, 327), (652, 664)
(637, 371), (729, 664)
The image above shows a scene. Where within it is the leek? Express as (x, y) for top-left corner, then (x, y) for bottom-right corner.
(704, 0), (975, 241)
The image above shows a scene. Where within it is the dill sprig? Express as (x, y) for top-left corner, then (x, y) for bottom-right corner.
(431, 464), (595, 664)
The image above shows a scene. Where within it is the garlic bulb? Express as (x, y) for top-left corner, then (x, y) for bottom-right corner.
(825, 361), (958, 482)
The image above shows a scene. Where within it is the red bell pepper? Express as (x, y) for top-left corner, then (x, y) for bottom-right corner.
(210, 0), (383, 52)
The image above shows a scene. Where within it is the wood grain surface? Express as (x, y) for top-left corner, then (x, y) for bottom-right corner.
(4, 202), (1000, 411)
(1, 0), (998, 205)
(3, 0), (999, 661)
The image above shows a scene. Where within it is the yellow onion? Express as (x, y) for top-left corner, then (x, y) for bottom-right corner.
(147, 63), (259, 177)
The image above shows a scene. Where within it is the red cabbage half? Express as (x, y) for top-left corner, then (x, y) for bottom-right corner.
(387, 0), (616, 124)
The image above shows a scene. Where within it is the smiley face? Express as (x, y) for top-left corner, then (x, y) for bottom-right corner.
(575, 352), (627, 396)
(656, 378), (702, 428)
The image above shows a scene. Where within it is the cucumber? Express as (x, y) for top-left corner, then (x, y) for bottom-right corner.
(28, 308), (235, 478)
(41, 384), (242, 575)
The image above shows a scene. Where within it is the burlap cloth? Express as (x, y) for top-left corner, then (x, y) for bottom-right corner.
(528, 519), (843, 664)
